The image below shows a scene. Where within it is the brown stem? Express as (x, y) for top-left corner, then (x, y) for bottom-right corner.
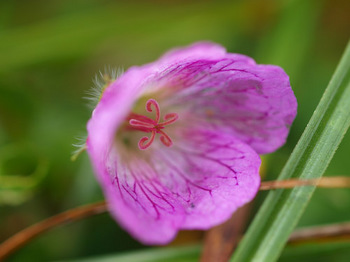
(1, 176), (350, 260)
(200, 205), (252, 262)
(259, 176), (350, 190)
(200, 176), (350, 261)
(289, 222), (350, 244)
(0, 201), (107, 261)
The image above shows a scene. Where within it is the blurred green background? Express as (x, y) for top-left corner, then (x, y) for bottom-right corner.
(0, 0), (349, 261)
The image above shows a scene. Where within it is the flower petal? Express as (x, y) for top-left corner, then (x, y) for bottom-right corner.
(89, 128), (260, 244)
(158, 42), (226, 64)
(156, 41), (255, 68)
(87, 65), (153, 183)
(152, 56), (297, 154)
(165, 128), (261, 229)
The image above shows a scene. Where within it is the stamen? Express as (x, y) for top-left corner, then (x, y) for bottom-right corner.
(129, 119), (155, 129)
(159, 130), (173, 147)
(159, 113), (179, 126)
(146, 99), (160, 123)
(128, 113), (156, 125)
(139, 131), (156, 150)
(129, 99), (178, 150)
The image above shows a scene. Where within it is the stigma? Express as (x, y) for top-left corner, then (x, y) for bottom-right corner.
(129, 99), (179, 150)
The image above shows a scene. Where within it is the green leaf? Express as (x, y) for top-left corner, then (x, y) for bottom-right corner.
(280, 242), (350, 262)
(58, 245), (200, 262)
(0, 143), (49, 205)
(231, 40), (350, 262)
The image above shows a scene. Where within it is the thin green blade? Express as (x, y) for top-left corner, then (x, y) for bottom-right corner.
(58, 245), (200, 262)
(231, 40), (350, 262)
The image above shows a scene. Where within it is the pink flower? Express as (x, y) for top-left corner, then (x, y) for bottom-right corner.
(86, 42), (297, 244)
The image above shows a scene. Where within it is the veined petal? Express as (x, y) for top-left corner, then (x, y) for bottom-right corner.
(151, 57), (297, 154)
(167, 128), (261, 229)
(100, 147), (185, 244)
(94, 128), (260, 244)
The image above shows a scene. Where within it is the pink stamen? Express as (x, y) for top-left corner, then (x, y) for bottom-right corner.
(158, 113), (179, 127)
(158, 130), (173, 147)
(128, 113), (156, 125)
(139, 131), (156, 150)
(146, 99), (160, 123)
(129, 119), (155, 129)
(129, 99), (178, 150)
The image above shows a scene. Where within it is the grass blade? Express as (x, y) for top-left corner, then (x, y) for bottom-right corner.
(59, 245), (200, 262)
(231, 40), (350, 262)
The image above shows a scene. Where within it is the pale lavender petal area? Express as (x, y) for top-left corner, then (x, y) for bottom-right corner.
(93, 128), (260, 244)
(151, 50), (297, 154)
(156, 42), (227, 66)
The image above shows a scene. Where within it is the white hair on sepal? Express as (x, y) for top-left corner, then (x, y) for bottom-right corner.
(75, 67), (124, 161)
(85, 66), (124, 109)
(71, 134), (88, 161)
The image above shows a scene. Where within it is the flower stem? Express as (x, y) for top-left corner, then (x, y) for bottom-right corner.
(0, 201), (107, 261)
(259, 176), (350, 190)
(201, 205), (252, 262)
(289, 222), (350, 244)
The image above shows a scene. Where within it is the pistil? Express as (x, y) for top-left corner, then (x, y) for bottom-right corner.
(129, 99), (178, 150)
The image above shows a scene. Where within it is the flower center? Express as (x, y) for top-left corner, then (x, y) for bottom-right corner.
(129, 99), (179, 150)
